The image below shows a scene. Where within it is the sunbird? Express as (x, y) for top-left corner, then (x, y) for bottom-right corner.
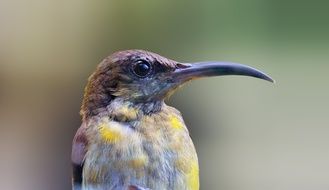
(72, 50), (273, 190)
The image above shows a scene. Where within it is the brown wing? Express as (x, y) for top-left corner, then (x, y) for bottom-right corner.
(72, 123), (87, 189)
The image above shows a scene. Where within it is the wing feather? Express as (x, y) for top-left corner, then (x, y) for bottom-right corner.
(72, 123), (87, 189)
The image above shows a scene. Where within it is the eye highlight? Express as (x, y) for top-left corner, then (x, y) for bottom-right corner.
(132, 60), (152, 77)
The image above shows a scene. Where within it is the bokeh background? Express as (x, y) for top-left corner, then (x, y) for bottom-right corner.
(1, 0), (329, 190)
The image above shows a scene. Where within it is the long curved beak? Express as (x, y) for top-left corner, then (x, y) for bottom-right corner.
(172, 62), (274, 83)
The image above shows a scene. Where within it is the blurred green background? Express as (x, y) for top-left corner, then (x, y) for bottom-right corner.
(1, 0), (329, 190)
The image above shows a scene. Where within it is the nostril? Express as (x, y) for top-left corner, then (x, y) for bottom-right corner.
(176, 63), (191, 69)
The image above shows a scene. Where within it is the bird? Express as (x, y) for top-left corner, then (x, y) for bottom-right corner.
(71, 49), (273, 190)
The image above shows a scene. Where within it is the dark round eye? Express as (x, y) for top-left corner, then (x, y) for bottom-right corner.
(132, 60), (152, 77)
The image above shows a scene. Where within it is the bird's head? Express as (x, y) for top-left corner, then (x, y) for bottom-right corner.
(81, 50), (273, 120)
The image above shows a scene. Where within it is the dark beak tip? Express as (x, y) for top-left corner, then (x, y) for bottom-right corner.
(263, 75), (275, 83)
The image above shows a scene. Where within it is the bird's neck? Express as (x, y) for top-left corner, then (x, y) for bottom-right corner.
(80, 70), (116, 121)
(82, 96), (165, 123)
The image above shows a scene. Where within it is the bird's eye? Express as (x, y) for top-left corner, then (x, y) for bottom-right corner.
(132, 60), (152, 77)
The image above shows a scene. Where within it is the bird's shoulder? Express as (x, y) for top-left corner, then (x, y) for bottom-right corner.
(72, 123), (88, 165)
(72, 123), (88, 188)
